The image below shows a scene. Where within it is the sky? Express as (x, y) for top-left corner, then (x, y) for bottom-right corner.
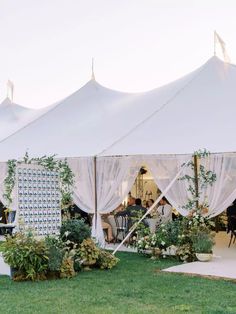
(1, 0), (236, 108)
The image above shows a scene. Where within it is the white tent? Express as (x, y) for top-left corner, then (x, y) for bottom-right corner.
(0, 97), (36, 141)
(1, 56), (236, 246)
(0, 97), (54, 142)
(100, 56), (236, 156)
(0, 59), (204, 160)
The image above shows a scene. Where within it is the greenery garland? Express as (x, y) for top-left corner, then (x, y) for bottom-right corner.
(3, 152), (74, 209)
(179, 149), (217, 213)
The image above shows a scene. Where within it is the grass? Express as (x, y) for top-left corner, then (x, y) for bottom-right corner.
(0, 252), (236, 313)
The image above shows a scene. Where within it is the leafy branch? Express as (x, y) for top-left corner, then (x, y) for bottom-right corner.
(179, 149), (216, 213)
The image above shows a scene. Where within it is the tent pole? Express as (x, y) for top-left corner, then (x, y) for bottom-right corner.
(112, 161), (189, 255)
(94, 156), (98, 230)
(193, 154), (199, 210)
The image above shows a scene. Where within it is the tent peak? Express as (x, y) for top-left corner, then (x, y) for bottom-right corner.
(91, 58), (95, 81)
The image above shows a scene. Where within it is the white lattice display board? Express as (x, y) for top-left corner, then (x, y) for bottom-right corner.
(17, 164), (61, 236)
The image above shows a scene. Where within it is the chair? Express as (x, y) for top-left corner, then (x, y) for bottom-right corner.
(227, 215), (236, 248)
(114, 215), (129, 243)
(0, 211), (16, 235)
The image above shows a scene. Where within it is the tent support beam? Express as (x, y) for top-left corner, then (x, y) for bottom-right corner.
(112, 161), (189, 255)
(193, 154), (199, 210)
(94, 156), (98, 230)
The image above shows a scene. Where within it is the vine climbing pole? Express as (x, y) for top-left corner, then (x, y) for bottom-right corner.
(93, 156), (98, 231)
(193, 154), (199, 210)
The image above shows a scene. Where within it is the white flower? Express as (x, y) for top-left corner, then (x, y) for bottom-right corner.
(145, 245), (149, 249)
(161, 241), (165, 246)
(64, 231), (70, 237)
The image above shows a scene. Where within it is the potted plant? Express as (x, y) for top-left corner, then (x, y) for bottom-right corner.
(191, 230), (215, 261)
(78, 238), (100, 270)
(96, 250), (119, 269)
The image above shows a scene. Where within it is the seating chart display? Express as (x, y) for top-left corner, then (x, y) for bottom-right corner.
(17, 164), (61, 236)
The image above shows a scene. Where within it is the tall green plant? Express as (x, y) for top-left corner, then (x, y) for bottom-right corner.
(179, 149), (217, 214)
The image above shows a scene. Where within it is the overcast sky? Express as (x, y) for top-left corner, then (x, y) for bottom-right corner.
(1, 0), (236, 108)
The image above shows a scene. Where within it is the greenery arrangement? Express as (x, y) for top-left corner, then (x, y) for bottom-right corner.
(1, 232), (49, 281)
(2, 218), (118, 281)
(179, 149), (217, 214)
(191, 229), (215, 254)
(60, 219), (91, 246)
(134, 149), (217, 262)
(3, 152), (74, 210)
(79, 238), (100, 268)
(96, 250), (119, 269)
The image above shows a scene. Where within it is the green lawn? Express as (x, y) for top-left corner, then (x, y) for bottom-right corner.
(0, 252), (236, 314)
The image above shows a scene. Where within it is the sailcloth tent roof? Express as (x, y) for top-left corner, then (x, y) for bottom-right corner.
(0, 97), (36, 141)
(100, 56), (236, 156)
(0, 56), (234, 160)
(0, 67), (199, 161)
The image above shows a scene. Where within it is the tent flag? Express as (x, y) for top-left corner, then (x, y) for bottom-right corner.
(214, 31), (230, 62)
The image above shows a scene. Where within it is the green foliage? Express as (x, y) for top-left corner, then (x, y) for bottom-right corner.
(45, 236), (65, 272)
(59, 248), (76, 278)
(96, 250), (119, 269)
(3, 152), (74, 208)
(60, 219), (91, 246)
(3, 159), (17, 206)
(79, 238), (100, 265)
(179, 149), (217, 213)
(191, 230), (215, 253)
(1, 232), (49, 281)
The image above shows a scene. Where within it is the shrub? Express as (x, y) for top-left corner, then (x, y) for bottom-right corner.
(45, 236), (65, 273)
(79, 238), (100, 266)
(2, 232), (49, 281)
(191, 231), (215, 253)
(60, 219), (91, 246)
(96, 250), (119, 269)
(60, 248), (76, 278)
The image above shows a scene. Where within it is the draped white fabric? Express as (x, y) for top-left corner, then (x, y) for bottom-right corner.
(68, 157), (95, 214)
(68, 156), (141, 246)
(200, 154), (236, 217)
(145, 155), (192, 216)
(146, 154), (236, 218)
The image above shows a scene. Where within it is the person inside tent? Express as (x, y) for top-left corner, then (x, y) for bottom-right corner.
(118, 197), (146, 217)
(226, 199), (236, 234)
(156, 196), (172, 225)
(101, 214), (114, 243)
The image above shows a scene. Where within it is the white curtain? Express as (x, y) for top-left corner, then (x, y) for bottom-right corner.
(68, 156), (141, 246)
(68, 157), (95, 214)
(145, 154), (192, 216)
(200, 154), (236, 217)
(146, 153), (236, 218)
